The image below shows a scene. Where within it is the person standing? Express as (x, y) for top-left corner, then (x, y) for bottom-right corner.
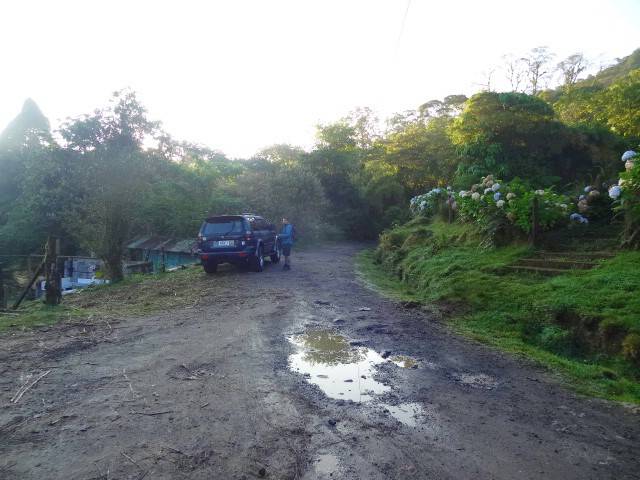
(279, 217), (295, 271)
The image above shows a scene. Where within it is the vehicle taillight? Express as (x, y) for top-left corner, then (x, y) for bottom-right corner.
(198, 233), (206, 242)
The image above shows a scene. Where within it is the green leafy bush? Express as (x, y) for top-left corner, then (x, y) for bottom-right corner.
(622, 333), (640, 366)
(613, 152), (640, 247)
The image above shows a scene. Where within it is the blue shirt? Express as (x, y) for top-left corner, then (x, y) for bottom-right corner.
(280, 224), (294, 245)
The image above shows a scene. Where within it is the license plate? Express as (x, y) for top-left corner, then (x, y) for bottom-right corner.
(213, 240), (234, 248)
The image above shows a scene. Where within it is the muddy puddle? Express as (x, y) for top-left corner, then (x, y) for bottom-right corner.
(390, 355), (418, 369)
(288, 330), (390, 402)
(288, 329), (423, 405)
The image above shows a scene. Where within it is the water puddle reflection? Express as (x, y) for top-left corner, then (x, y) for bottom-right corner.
(288, 330), (390, 402)
(390, 355), (417, 369)
(382, 402), (425, 427)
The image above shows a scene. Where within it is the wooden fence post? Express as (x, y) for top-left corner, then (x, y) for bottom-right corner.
(45, 236), (61, 306)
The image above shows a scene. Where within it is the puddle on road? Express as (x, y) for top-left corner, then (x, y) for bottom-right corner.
(382, 402), (425, 427)
(288, 330), (390, 402)
(453, 372), (498, 390)
(390, 355), (417, 369)
(315, 453), (339, 476)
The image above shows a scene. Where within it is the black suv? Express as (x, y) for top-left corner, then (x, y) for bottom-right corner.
(197, 214), (281, 273)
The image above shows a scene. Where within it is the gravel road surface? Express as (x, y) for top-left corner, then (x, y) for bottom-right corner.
(1, 243), (638, 479)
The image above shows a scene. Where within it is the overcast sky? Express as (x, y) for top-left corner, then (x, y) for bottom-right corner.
(1, 0), (639, 158)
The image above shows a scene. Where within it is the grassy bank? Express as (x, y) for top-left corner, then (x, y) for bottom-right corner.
(357, 219), (640, 403)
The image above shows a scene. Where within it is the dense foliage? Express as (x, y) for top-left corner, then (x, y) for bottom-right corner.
(1, 48), (639, 279)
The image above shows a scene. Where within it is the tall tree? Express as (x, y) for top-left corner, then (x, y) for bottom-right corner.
(557, 53), (589, 86)
(450, 92), (571, 183)
(59, 90), (158, 281)
(502, 54), (527, 92)
(0, 99), (52, 228)
(521, 46), (555, 94)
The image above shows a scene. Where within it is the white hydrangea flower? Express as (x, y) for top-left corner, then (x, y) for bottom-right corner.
(484, 187), (492, 194)
(506, 192), (516, 200)
(608, 185), (622, 199)
(491, 183), (500, 192)
(622, 150), (637, 162)
(496, 199), (505, 208)
(535, 190), (545, 195)
(472, 192), (481, 201)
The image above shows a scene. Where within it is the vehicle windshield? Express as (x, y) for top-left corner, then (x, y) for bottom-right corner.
(202, 220), (244, 236)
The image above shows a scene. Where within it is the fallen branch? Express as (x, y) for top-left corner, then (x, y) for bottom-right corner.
(164, 446), (192, 457)
(130, 410), (173, 416)
(11, 370), (51, 403)
(121, 451), (142, 469)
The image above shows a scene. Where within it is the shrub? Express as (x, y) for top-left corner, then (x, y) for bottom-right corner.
(613, 151), (640, 248)
(622, 333), (640, 366)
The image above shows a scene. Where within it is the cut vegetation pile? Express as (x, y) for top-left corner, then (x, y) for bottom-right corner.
(0, 267), (211, 332)
(360, 218), (640, 403)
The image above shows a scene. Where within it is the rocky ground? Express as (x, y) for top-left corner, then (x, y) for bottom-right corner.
(0, 243), (638, 479)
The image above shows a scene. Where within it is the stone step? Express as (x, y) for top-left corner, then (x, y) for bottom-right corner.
(500, 265), (572, 276)
(534, 251), (615, 261)
(515, 258), (597, 270)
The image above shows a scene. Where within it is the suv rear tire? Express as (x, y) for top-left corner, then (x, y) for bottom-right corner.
(251, 246), (264, 272)
(203, 262), (217, 274)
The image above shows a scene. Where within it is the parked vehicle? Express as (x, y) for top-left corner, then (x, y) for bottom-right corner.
(197, 214), (281, 273)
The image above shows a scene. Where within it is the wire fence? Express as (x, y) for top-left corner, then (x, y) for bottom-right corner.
(0, 256), (34, 307)
(0, 254), (106, 308)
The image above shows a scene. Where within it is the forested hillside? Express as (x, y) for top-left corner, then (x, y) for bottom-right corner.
(359, 48), (640, 402)
(0, 47), (638, 281)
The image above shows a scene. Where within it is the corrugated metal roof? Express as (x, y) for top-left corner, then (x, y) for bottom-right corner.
(126, 236), (196, 254)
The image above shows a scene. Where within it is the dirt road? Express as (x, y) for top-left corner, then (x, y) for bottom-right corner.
(1, 243), (638, 479)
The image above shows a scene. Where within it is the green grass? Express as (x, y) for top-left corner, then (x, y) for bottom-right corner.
(357, 220), (640, 404)
(0, 266), (207, 332)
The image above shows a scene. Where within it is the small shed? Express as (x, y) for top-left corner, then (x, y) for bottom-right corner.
(126, 236), (198, 272)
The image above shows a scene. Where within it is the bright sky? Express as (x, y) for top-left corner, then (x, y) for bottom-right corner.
(1, 0), (639, 158)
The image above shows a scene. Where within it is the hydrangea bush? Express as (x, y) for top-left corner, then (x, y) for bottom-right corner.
(409, 151), (638, 247)
(452, 175), (570, 236)
(409, 187), (452, 219)
(611, 151), (640, 247)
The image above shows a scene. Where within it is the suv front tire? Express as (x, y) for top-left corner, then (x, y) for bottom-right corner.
(251, 245), (265, 272)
